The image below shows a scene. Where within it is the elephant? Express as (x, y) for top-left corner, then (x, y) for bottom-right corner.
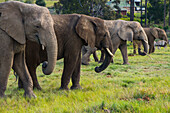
(154, 40), (167, 49)
(133, 27), (168, 54)
(18, 14), (114, 90)
(81, 20), (148, 65)
(0, 1), (58, 98)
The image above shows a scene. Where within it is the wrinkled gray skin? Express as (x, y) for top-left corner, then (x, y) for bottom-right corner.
(0, 1), (57, 98)
(82, 20), (148, 65)
(18, 14), (113, 90)
(133, 27), (168, 54)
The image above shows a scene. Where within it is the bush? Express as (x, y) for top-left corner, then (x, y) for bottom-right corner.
(35, 0), (46, 7)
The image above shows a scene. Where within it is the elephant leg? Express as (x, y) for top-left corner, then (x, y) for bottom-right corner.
(81, 52), (90, 65)
(13, 51), (36, 98)
(60, 52), (79, 90)
(99, 49), (105, 63)
(119, 43), (129, 65)
(133, 42), (137, 54)
(71, 52), (82, 89)
(149, 44), (154, 54)
(151, 46), (155, 53)
(27, 64), (41, 90)
(0, 51), (14, 97)
(18, 77), (24, 89)
(93, 51), (99, 62)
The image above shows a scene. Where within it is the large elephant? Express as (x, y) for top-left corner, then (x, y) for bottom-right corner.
(82, 20), (148, 65)
(133, 27), (168, 54)
(0, 1), (57, 98)
(18, 14), (113, 90)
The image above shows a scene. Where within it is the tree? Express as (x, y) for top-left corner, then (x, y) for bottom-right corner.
(35, 0), (46, 7)
(164, 0), (166, 27)
(141, 0), (143, 26)
(145, 0), (147, 26)
(169, 0), (170, 26)
(55, 0), (117, 20)
(147, 0), (168, 24)
(130, 0), (134, 21)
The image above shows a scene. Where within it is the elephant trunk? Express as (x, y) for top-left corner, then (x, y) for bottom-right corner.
(138, 40), (148, 56)
(42, 36), (58, 75)
(95, 47), (113, 73)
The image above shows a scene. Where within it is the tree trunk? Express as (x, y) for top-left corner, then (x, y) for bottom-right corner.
(141, 0), (143, 26)
(145, 0), (147, 27)
(164, 0), (166, 27)
(130, 0), (134, 21)
(169, 0), (170, 26)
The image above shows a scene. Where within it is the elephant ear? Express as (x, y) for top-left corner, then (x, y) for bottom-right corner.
(150, 28), (158, 39)
(76, 15), (96, 48)
(0, 3), (26, 44)
(118, 23), (133, 41)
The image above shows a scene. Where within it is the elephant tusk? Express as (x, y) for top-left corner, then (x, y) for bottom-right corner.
(42, 45), (45, 50)
(106, 48), (114, 57)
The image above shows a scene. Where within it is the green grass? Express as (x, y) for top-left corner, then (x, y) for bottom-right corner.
(0, 46), (169, 112)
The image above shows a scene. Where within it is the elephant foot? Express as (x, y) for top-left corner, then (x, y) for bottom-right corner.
(33, 85), (42, 90)
(95, 59), (99, 62)
(81, 62), (89, 65)
(99, 60), (104, 63)
(0, 93), (6, 98)
(70, 85), (82, 90)
(59, 86), (69, 90)
(123, 62), (129, 65)
(24, 91), (37, 98)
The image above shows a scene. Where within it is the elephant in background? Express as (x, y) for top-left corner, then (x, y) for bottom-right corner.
(154, 40), (167, 49)
(81, 20), (148, 65)
(0, 1), (58, 97)
(133, 27), (168, 54)
(18, 14), (113, 90)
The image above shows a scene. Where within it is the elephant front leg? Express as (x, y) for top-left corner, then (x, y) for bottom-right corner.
(13, 51), (36, 98)
(18, 66), (41, 90)
(93, 51), (99, 62)
(119, 43), (129, 65)
(99, 49), (105, 63)
(0, 52), (14, 97)
(71, 52), (82, 89)
(60, 53), (79, 90)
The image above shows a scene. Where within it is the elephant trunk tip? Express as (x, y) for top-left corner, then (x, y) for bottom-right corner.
(42, 61), (52, 75)
(138, 48), (146, 56)
(95, 66), (102, 73)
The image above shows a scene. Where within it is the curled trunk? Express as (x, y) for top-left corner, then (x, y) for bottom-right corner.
(42, 38), (58, 75)
(138, 40), (148, 56)
(95, 48), (113, 73)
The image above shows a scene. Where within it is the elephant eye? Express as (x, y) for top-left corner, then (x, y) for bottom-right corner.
(35, 25), (40, 29)
(104, 33), (107, 37)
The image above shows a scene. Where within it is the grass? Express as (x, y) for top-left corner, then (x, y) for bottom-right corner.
(0, 45), (169, 113)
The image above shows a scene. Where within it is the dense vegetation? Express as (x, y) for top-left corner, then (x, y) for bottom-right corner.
(0, 46), (169, 112)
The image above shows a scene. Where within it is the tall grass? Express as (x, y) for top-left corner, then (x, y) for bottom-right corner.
(0, 45), (169, 112)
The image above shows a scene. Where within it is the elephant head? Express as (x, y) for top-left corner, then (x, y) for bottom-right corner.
(76, 15), (113, 73)
(0, 1), (57, 75)
(117, 21), (148, 56)
(150, 27), (168, 46)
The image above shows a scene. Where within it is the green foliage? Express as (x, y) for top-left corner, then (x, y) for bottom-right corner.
(35, 0), (46, 6)
(119, 17), (145, 24)
(54, 0), (117, 20)
(0, 46), (169, 112)
(25, 0), (33, 4)
(147, 0), (169, 24)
